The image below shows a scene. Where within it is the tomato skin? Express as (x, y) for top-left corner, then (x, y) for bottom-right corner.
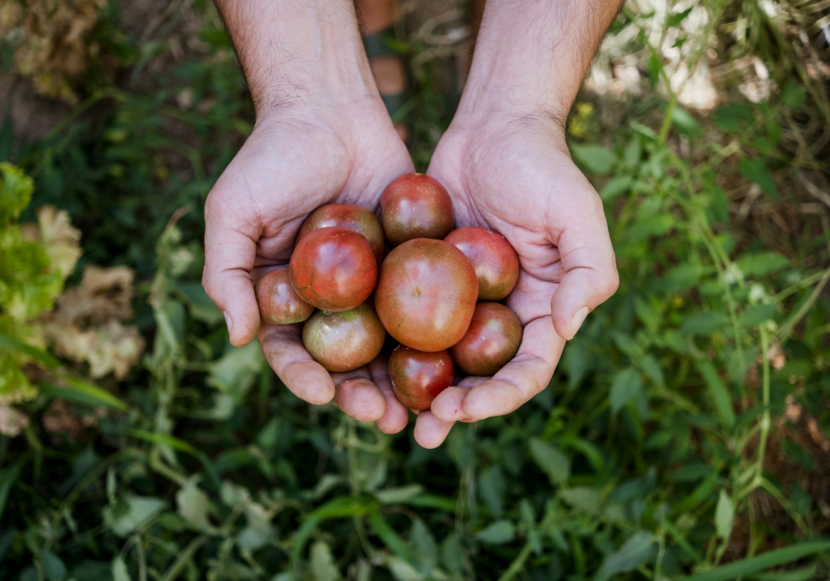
(297, 204), (385, 266)
(450, 302), (522, 376)
(380, 173), (454, 246)
(255, 268), (315, 324)
(375, 238), (478, 352)
(444, 227), (520, 301)
(302, 301), (386, 372)
(289, 227), (378, 312)
(389, 345), (454, 410)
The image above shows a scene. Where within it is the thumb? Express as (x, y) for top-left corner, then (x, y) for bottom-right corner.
(549, 206), (619, 340)
(203, 195), (261, 347)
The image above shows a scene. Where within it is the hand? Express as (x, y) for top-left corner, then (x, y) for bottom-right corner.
(421, 112), (619, 443)
(203, 99), (425, 435)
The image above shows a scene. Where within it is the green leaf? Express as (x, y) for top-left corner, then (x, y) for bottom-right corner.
(660, 264), (703, 292)
(41, 379), (129, 411)
(478, 465), (504, 518)
(680, 311), (728, 335)
(0, 333), (60, 368)
(750, 565), (817, 581)
(474, 520), (515, 544)
(570, 144), (616, 175)
(176, 478), (212, 531)
(641, 354), (665, 385)
(369, 511), (413, 563)
(0, 462), (20, 522)
(626, 214), (674, 241)
(737, 252), (791, 277)
(385, 556), (423, 581)
(42, 550), (67, 581)
(679, 542), (830, 581)
(609, 368), (643, 416)
(563, 339), (591, 391)
(104, 495), (166, 537)
(781, 83), (806, 109)
(0, 163), (34, 229)
(711, 104), (754, 133)
(310, 540), (340, 581)
(529, 438), (570, 485)
(600, 176), (632, 201)
(666, 6), (693, 26)
(375, 485), (423, 505)
(696, 361), (735, 430)
(740, 158), (778, 199)
(739, 304), (777, 326)
(410, 520), (437, 577)
(112, 557), (131, 581)
(559, 487), (602, 516)
(174, 282), (224, 325)
(715, 490), (734, 539)
(671, 106), (701, 136)
(647, 53), (662, 87)
(594, 531), (656, 581)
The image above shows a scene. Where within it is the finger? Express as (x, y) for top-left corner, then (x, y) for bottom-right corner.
(368, 355), (409, 434)
(332, 375), (387, 423)
(431, 317), (564, 422)
(549, 189), (619, 340)
(259, 323), (335, 405)
(413, 410), (455, 449)
(203, 188), (260, 347)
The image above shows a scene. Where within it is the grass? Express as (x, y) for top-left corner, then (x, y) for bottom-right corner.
(1, 0), (829, 580)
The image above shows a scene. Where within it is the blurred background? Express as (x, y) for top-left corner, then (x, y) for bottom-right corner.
(1, 0), (829, 579)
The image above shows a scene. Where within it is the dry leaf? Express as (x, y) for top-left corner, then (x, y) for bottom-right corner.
(45, 319), (144, 380)
(42, 398), (84, 442)
(52, 265), (135, 326)
(0, 404), (29, 437)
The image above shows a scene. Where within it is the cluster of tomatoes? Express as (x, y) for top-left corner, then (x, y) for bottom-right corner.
(255, 173), (523, 411)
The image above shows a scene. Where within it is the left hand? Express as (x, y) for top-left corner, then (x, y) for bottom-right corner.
(419, 112), (619, 444)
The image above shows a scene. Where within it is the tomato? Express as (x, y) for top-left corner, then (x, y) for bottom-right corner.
(444, 226), (519, 300)
(450, 302), (522, 376)
(389, 345), (454, 410)
(297, 203), (385, 266)
(302, 301), (386, 372)
(375, 238), (478, 351)
(289, 227), (377, 312)
(255, 268), (314, 324)
(380, 173), (454, 246)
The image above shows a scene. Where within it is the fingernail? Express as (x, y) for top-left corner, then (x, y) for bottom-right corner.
(223, 311), (233, 335)
(570, 307), (589, 338)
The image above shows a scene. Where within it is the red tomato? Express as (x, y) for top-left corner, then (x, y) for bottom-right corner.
(297, 204), (385, 266)
(444, 226), (519, 300)
(450, 302), (522, 376)
(302, 301), (386, 372)
(289, 227), (377, 312)
(374, 238), (478, 351)
(380, 173), (454, 246)
(255, 268), (314, 324)
(389, 345), (454, 410)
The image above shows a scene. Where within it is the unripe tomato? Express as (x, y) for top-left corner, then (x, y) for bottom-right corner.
(389, 345), (454, 410)
(450, 302), (522, 376)
(375, 238), (478, 352)
(380, 173), (454, 246)
(444, 226), (519, 300)
(255, 268), (314, 324)
(302, 301), (386, 372)
(297, 204), (385, 266)
(289, 227), (377, 312)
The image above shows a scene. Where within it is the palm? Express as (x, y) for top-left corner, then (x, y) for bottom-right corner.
(204, 103), (415, 434)
(425, 120), (618, 422)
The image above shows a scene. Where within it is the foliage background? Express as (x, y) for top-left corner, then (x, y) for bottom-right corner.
(1, 0), (829, 580)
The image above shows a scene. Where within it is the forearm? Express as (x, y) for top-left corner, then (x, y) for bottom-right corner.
(215, 0), (377, 117)
(459, 0), (623, 126)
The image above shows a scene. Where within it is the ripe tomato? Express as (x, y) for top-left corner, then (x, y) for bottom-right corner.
(389, 345), (454, 410)
(375, 238), (478, 351)
(255, 268), (314, 324)
(302, 301), (386, 372)
(289, 227), (377, 312)
(380, 173), (454, 246)
(444, 226), (519, 301)
(450, 302), (522, 376)
(297, 203), (385, 266)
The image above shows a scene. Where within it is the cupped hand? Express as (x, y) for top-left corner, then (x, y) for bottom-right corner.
(424, 114), (619, 439)
(203, 100), (433, 438)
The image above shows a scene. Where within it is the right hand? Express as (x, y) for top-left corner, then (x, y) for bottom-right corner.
(203, 99), (429, 438)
